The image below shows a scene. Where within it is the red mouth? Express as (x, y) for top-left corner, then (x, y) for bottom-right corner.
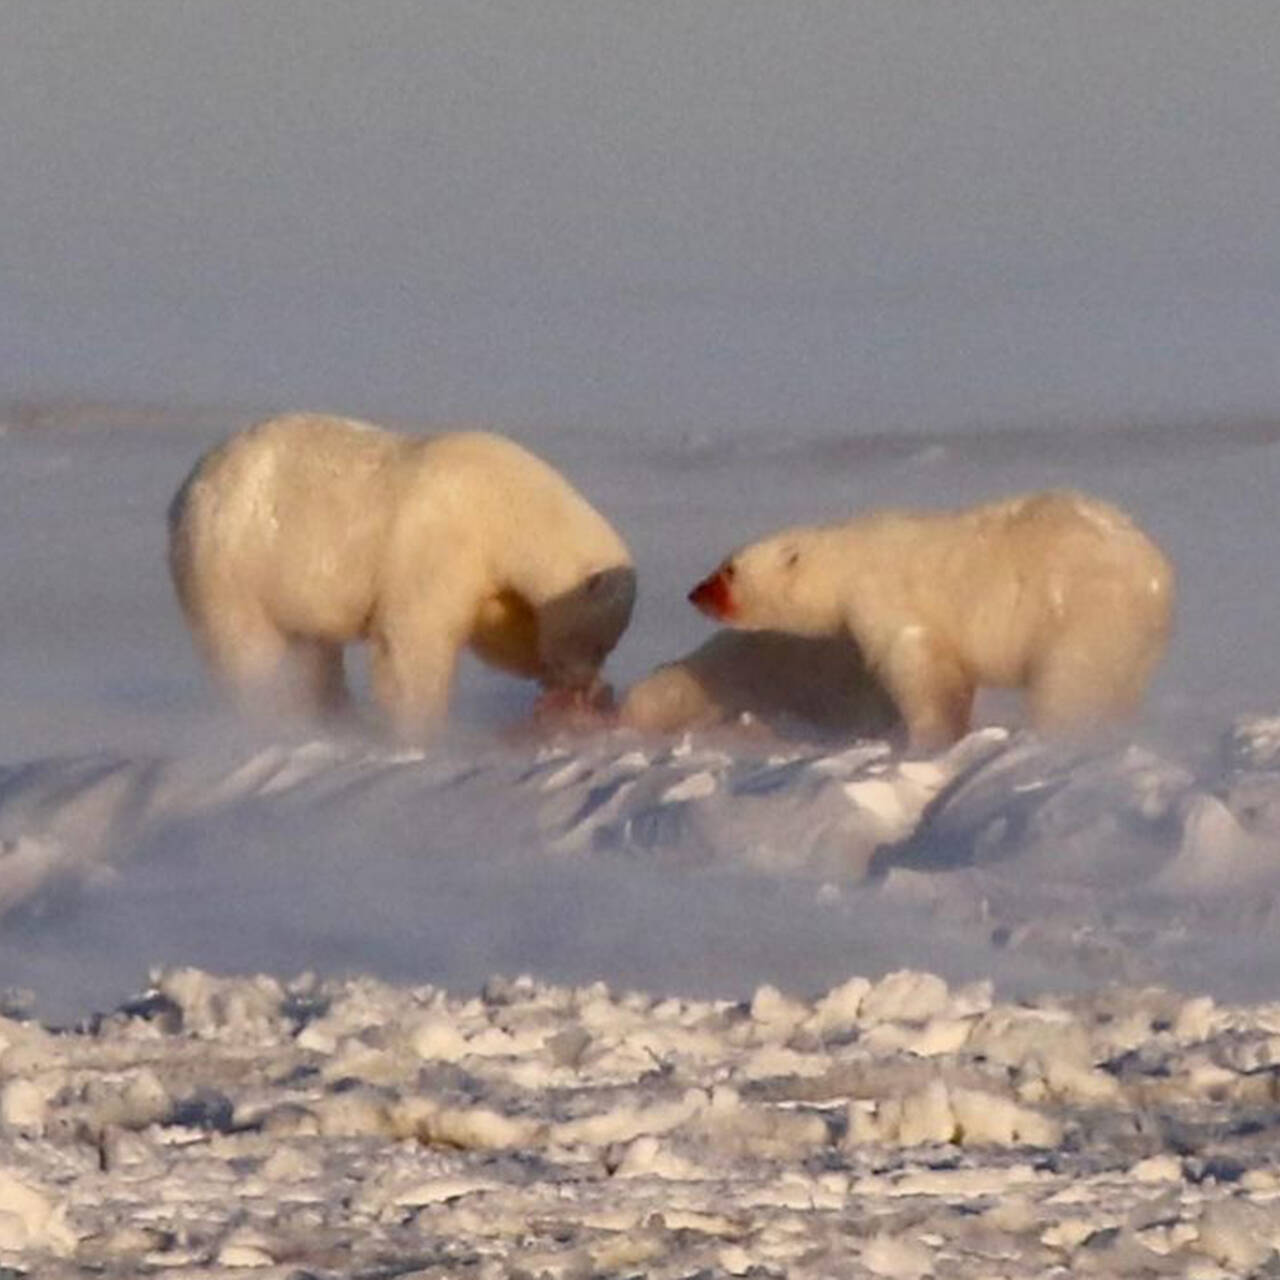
(688, 570), (735, 620)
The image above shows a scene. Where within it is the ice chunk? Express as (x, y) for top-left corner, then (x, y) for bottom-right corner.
(409, 1017), (471, 1062)
(1155, 794), (1273, 892)
(848, 1078), (1059, 1148)
(0, 1171), (75, 1256)
(966, 1005), (1091, 1070)
(610, 1133), (705, 1180)
(660, 770), (718, 803)
(394, 1098), (541, 1150)
(215, 1232), (276, 1268)
(949, 1086), (1062, 1147)
(896, 1078), (956, 1146)
(0, 1078), (46, 1134)
(842, 777), (922, 842)
(749, 983), (807, 1036)
(1130, 1154), (1182, 1183)
(862, 1232), (934, 1279)
(805, 975), (871, 1037)
(1173, 996), (1221, 1043)
(1195, 1200), (1276, 1273)
(860, 970), (950, 1025)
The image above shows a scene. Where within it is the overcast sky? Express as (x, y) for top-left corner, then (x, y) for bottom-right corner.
(3, 1), (1279, 432)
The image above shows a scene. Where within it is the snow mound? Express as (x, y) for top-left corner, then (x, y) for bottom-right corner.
(3, 717), (1280, 1019)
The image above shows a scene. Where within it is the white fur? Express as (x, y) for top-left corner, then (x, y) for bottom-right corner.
(619, 630), (900, 739)
(168, 414), (635, 740)
(701, 491), (1174, 749)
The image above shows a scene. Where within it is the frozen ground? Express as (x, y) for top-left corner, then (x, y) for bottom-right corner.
(3, 406), (1280, 1274)
(8, 963), (1280, 1278)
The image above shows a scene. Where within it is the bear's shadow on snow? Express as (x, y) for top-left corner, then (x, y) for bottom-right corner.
(686, 631), (902, 741)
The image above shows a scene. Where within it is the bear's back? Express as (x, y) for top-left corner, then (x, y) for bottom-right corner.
(172, 414), (405, 529)
(168, 415), (410, 638)
(409, 431), (634, 586)
(995, 491), (1172, 594)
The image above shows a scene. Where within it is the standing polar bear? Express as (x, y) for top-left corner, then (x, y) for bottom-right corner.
(168, 414), (636, 740)
(689, 491), (1173, 750)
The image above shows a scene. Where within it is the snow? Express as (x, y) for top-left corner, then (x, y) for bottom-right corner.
(1, 408), (1280, 1274)
(7, 963), (1280, 1276)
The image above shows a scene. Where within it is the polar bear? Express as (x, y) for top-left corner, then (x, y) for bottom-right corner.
(619, 629), (901, 740)
(688, 491), (1173, 750)
(168, 414), (636, 740)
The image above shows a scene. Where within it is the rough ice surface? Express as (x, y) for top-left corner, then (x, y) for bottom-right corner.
(4, 965), (1280, 1277)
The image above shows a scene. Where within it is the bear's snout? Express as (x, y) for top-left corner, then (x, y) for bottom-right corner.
(689, 568), (735, 620)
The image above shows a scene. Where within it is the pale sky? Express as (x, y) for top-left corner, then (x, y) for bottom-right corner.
(3, 1), (1279, 431)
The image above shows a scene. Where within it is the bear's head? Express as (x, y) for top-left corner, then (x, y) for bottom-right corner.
(537, 564), (637, 692)
(689, 529), (843, 637)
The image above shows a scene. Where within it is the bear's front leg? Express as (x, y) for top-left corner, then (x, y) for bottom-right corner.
(878, 624), (974, 752)
(369, 601), (471, 744)
(371, 528), (490, 742)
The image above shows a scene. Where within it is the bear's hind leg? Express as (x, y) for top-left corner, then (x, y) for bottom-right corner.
(193, 605), (292, 713)
(1028, 634), (1150, 737)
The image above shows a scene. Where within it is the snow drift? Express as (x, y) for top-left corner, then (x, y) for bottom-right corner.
(4, 713), (1280, 1024)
